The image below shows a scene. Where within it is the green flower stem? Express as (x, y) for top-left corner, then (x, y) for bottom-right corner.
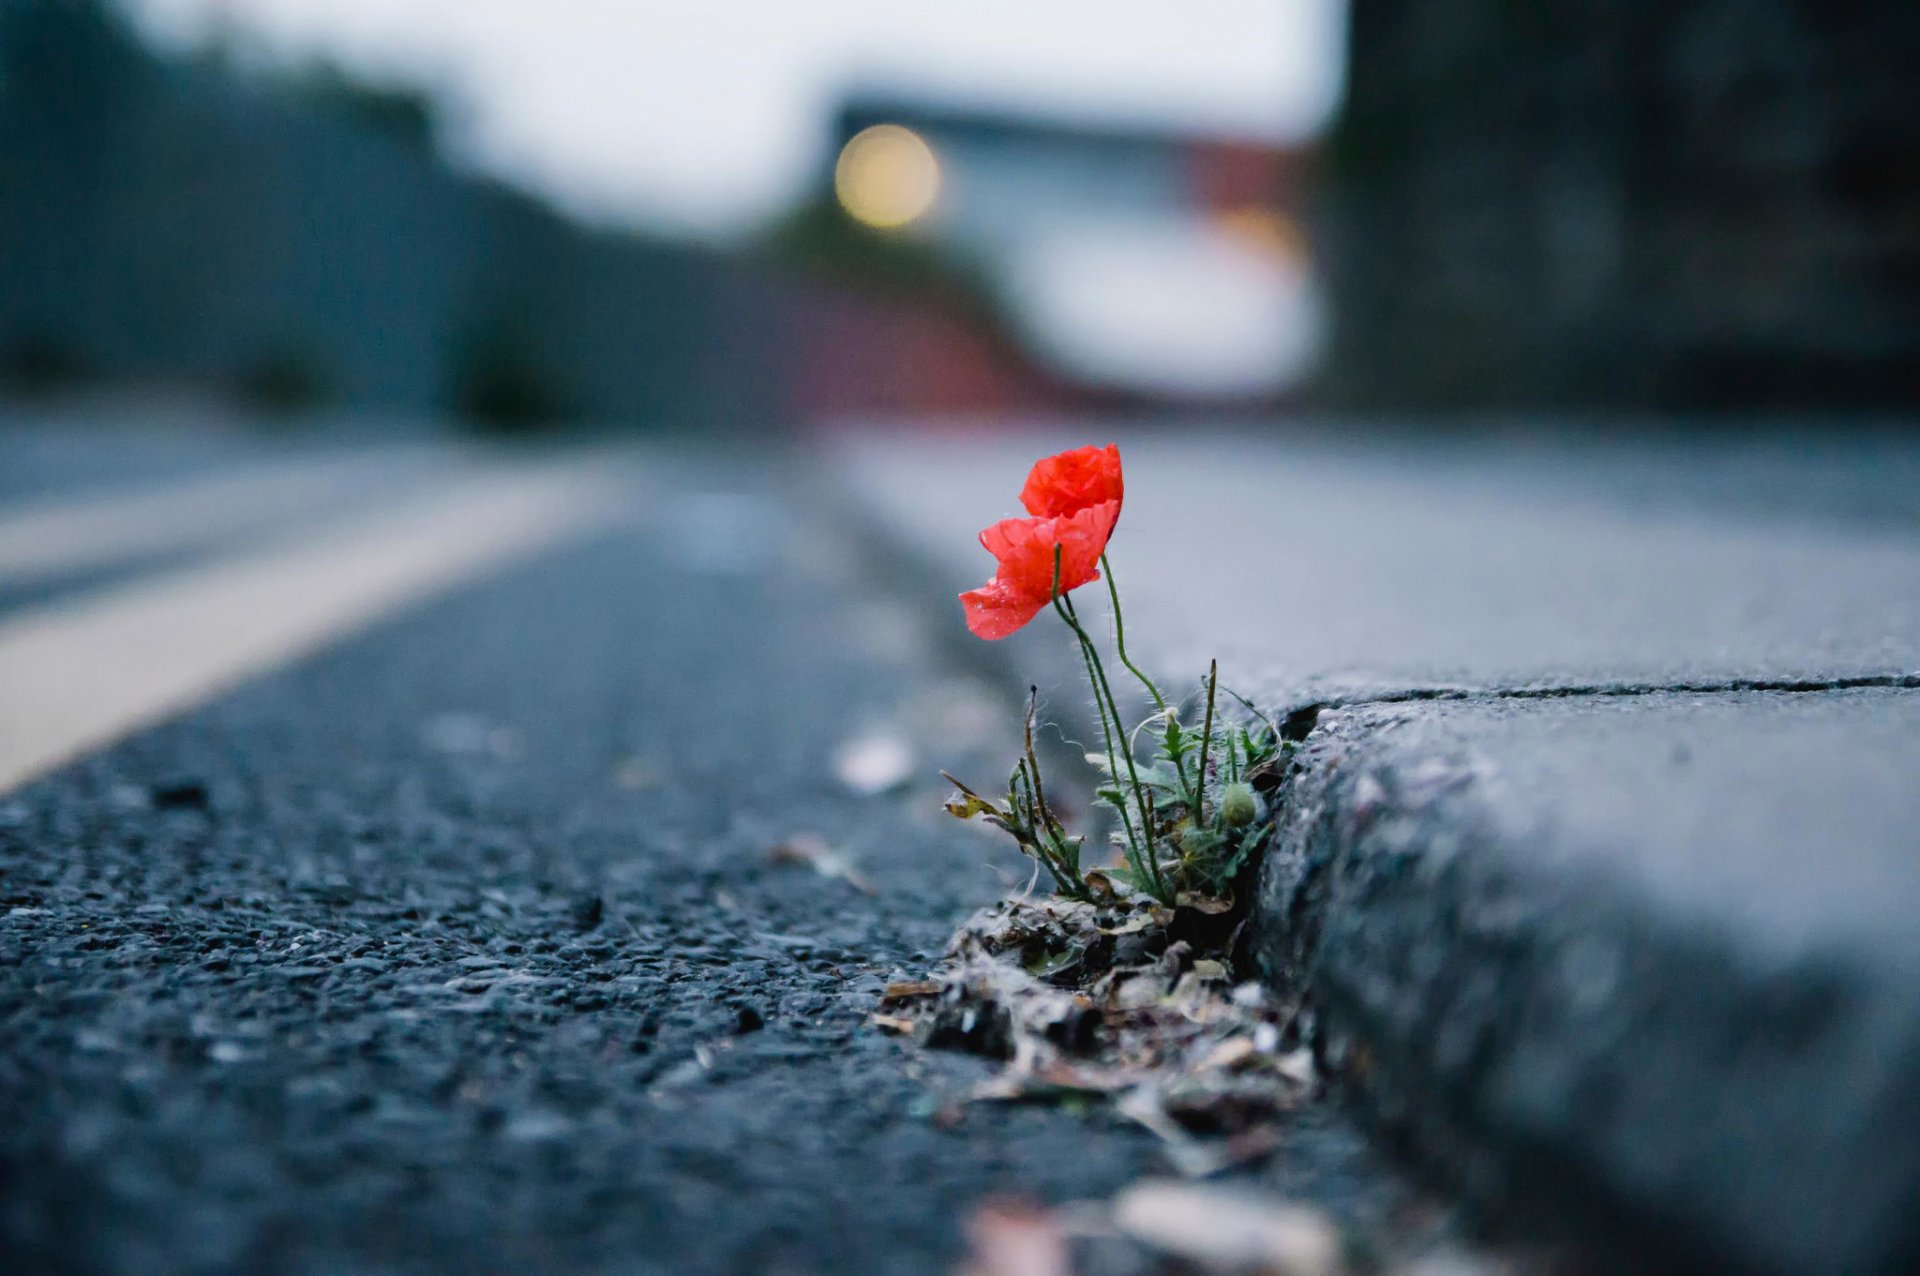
(1060, 591), (1169, 902)
(1048, 549), (1158, 896)
(1099, 552), (1166, 713)
(1064, 606), (1145, 881)
(1101, 552), (1198, 817)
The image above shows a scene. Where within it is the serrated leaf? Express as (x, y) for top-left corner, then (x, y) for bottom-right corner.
(1135, 763), (1183, 791)
(1218, 824), (1271, 881)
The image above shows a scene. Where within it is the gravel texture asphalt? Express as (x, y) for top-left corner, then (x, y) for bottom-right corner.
(0, 441), (1424, 1276)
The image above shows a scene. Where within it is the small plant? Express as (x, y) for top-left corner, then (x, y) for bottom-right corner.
(942, 445), (1286, 906)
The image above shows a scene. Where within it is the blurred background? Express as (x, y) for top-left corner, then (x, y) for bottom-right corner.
(4, 11), (1920, 1270)
(7, 0), (1908, 431)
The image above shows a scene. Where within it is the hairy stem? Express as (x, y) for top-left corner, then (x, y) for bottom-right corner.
(1013, 760), (1075, 896)
(1022, 687), (1056, 838)
(1196, 659), (1218, 824)
(1065, 605), (1145, 881)
(1062, 590), (1168, 902)
(1190, 660), (1221, 821)
(1049, 548), (1160, 895)
(1022, 687), (1083, 894)
(1100, 552), (1166, 713)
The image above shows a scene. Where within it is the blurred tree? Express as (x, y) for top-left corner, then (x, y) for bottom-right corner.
(0, 0), (772, 431)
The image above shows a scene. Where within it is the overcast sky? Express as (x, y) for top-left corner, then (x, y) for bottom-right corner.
(126, 0), (1346, 238)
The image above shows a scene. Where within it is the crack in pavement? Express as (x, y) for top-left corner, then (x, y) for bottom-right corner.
(1271, 671), (1920, 725)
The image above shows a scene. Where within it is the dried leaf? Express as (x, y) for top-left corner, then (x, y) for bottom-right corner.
(946, 793), (999, 820)
(973, 1059), (1135, 1102)
(766, 835), (875, 894)
(869, 1013), (917, 1035)
(960, 1200), (1075, 1276)
(1195, 1036), (1258, 1072)
(1112, 1180), (1344, 1276)
(1115, 973), (1171, 1011)
(883, 980), (941, 1000)
(1274, 1047), (1317, 1086)
(1114, 1087), (1239, 1178)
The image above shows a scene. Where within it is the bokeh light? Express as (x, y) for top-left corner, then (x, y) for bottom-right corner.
(834, 124), (941, 230)
(1211, 206), (1308, 268)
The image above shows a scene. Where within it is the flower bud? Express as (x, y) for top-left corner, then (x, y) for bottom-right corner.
(1219, 782), (1259, 828)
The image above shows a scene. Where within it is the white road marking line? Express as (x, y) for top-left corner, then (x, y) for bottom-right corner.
(0, 447), (448, 584)
(0, 462), (630, 794)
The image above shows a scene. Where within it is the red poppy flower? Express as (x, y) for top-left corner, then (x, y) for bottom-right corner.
(1019, 443), (1123, 521)
(959, 444), (1125, 641)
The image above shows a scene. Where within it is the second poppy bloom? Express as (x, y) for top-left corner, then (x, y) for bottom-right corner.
(1019, 443), (1123, 521)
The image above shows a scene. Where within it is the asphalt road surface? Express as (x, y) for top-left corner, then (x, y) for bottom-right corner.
(0, 417), (1427, 1276)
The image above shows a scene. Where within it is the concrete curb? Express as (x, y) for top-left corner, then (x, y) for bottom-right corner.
(1252, 690), (1920, 1276)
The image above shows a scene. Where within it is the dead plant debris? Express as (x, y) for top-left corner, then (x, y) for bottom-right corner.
(880, 891), (1313, 1177)
(765, 834), (875, 894)
(959, 1199), (1077, 1276)
(959, 1183), (1559, 1276)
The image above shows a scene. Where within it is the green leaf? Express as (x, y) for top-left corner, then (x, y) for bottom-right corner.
(1025, 947), (1081, 978)
(1135, 763), (1183, 792)
(1217, 823), (1272, 883)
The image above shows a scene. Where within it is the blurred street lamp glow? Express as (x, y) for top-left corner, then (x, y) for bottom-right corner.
(1211, 206), (1308, 267)
(834, 124), (940, 230)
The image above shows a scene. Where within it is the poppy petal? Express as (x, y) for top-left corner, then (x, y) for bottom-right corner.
(960, 577), (1047, 640)
(961, 500), (1120, 639)
(978, 503), (1115, 602)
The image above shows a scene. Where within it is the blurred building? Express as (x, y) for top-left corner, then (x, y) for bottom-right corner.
(0, 0), (770, 428)
(769, 97), (1324, 419)
(1318, 0), (1920, 411)
(0, 3), (1332, 430)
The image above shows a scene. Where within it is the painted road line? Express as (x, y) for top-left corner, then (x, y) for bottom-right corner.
(0, 446), (450, 585)
(0, 461), (631, 794)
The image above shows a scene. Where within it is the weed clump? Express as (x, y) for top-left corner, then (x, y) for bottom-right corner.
(907, 445), (1309, 1172)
